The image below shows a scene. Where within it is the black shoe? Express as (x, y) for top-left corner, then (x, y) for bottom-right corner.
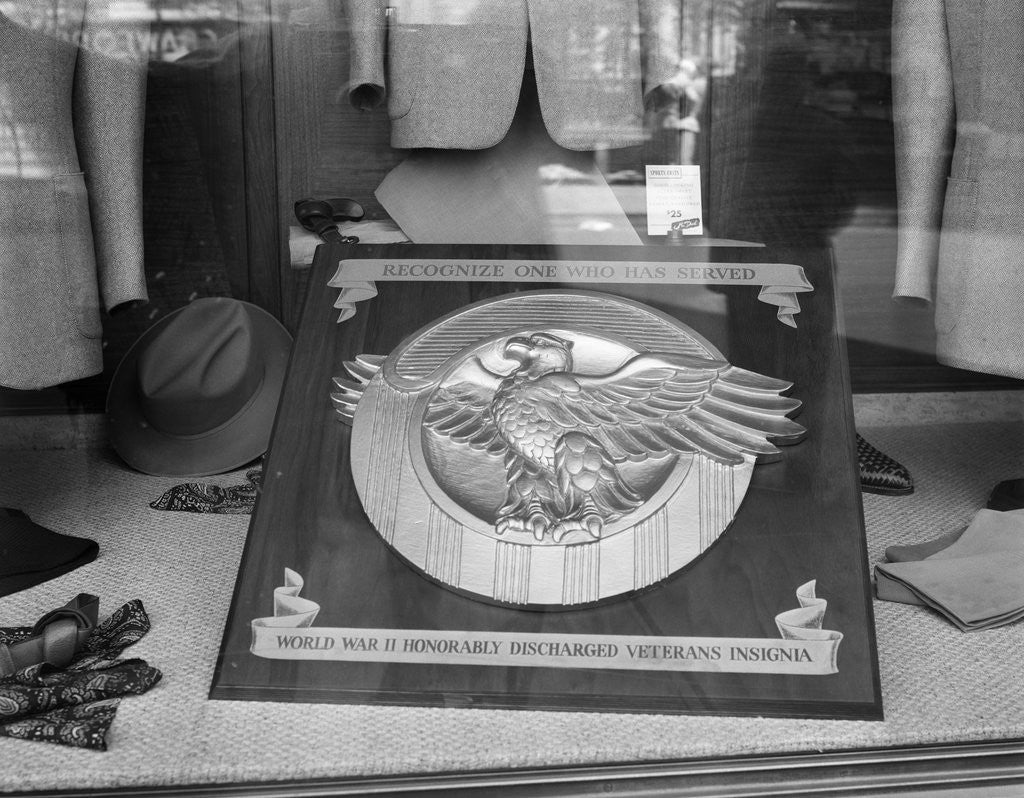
(987, 479), (1024, 511)
(857, 433), (914, 496)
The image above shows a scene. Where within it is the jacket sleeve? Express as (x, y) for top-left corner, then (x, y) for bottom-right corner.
(346, 0), (388, 110)
(72, 0), (148, 311)
(639, 0), (682, 100)
(891, 0), (955, 305)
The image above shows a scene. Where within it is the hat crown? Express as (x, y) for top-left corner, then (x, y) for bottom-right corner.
(138, 299), (264, 437)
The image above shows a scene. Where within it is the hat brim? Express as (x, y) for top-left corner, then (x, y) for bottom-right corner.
(106, 299), (293, 477)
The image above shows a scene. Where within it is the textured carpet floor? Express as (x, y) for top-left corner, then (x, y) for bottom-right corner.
(1, 418), (1023, 792)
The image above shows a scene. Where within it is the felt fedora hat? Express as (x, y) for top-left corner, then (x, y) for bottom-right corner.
(106, 297), (292, 477)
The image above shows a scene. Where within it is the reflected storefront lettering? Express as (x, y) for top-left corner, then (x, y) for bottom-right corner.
(0, 0), (231, 61)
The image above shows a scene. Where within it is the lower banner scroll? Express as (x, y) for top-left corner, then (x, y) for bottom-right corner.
(251, 570), (842, 676)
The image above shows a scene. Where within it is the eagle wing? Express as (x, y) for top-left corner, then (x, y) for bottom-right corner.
(422, 358), (507, 455)
(540, 352), (805, 465)
(423, 352), (806, 466)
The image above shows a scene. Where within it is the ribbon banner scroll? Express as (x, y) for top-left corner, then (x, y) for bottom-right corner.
(328, 259), (814, 327)
(251, 571), (842, 676)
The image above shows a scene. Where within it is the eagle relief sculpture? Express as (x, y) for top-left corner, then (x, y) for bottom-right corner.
(332, 291), (806, 608)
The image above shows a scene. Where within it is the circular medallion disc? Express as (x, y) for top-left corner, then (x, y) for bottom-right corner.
(350, 291), (759, 608)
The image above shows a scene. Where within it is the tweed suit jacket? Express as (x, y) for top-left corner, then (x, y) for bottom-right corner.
(0, 1), (147, 389)
(346, 0), (681, 151)
(892, 0), (1024, 378)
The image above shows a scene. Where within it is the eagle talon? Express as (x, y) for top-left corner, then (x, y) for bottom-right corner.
(550, 517), (602, 542)
(527, 513), (549, 541)
(582, 514), (603, 539)
(496, 516), (527, 536)
(495, 511), (553, 541)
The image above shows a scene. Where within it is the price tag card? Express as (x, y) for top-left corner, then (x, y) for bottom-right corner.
(645, 165), (703, 236)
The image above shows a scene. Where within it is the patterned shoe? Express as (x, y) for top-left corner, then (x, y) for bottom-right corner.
(857, 434), (914, 495)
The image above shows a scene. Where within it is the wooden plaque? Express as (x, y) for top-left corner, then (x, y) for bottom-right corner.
(210, 243), (882, 720)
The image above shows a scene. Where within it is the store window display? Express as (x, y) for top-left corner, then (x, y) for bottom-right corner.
(2, 1), (1024, 794)
(892, 0), (1024, 380)
(0, 1), (148, 390)
(346, 0), (681, 245)
(893, 0), (1024, 479)
(886, 0), (1024, 624)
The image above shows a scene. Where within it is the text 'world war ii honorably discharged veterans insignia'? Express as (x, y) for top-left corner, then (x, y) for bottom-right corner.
(331, 291), (806, 608)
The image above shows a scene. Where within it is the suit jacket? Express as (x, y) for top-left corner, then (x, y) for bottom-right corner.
(892, 0), (1024, 378)
(0, 0), (147, 390)
(346, 0), (681, 151)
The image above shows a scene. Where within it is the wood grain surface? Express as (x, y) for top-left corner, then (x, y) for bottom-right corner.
(211, 243), (881, 720)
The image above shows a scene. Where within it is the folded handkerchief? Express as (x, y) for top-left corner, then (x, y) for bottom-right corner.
(875, 509), (1024, 631)
(883, 526), (965, 563)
